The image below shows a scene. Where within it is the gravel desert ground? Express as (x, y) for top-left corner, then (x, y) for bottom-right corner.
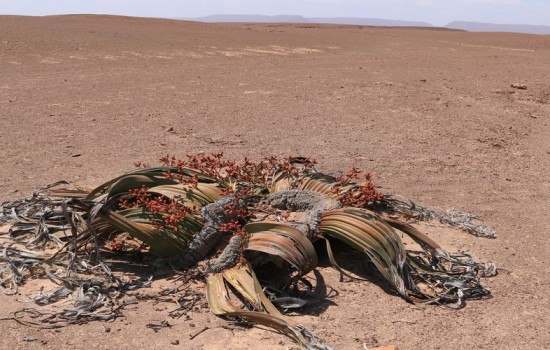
(0, 15), (549, 349)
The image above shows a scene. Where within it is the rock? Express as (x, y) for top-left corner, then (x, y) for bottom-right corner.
(21, 336), (38, 342)
(511, 83), (527, 89)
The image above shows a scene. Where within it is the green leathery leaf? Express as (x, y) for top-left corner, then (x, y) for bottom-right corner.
(297, 173), (338, 196)
(105, 175), (178, 200)
(319, 208), (409, 298)
(221, 264), (263, 310)
(86, 166), (216, 200)
(94, 205), (191, 257)
(206, 273), (240, 314)
(244, 222), (318, 275)
(147, 183), (222, 208)
(206, 262), (331, 349)
(383, 217), (442, 255)
(297, 173), (356, 197)
(270, 169), (293, 193)
(321, 209), (405, 264)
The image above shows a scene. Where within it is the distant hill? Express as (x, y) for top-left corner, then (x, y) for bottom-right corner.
(445, 21), (550, 35)
(309, 17), (432, 27)
(191, 14), (310, 23)
(190, 14), (432, 27)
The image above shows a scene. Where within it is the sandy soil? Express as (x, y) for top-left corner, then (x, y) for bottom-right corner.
(0, 15), (549, 350)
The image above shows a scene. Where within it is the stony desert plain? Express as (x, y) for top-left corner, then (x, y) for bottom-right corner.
(0, 15), (549, 349)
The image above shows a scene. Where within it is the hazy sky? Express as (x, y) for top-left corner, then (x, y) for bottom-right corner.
(0, 0), (549, 26)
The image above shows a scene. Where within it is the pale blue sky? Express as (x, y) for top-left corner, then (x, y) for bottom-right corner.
(0, 0), (548, 26)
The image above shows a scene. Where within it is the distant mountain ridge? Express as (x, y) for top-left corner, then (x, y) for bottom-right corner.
(309, 17), (431, 27)
(190, 14), (432, 27)
(188, 14), (550, 35)
(445, 21), (550, 35)
(193, 14), (309, 23)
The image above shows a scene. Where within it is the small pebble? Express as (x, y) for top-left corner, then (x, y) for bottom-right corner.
(510, 83), (527, 90)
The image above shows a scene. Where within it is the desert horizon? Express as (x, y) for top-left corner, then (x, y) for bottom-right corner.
(3, 12), (550, 35)
(189, 14), (550, 35)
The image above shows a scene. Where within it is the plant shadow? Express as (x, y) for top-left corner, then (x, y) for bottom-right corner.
(295, 239), (403, 316)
